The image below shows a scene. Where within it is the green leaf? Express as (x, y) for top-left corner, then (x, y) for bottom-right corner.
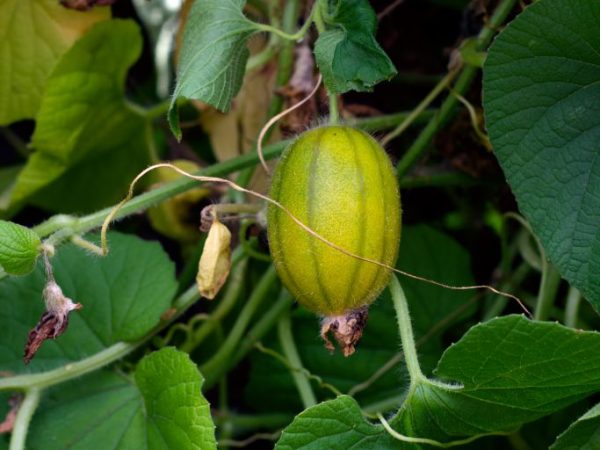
(168, 0), (258, 139)
(9, 19), (149, 213)
(275, 395), (397, 450)
(551, 403), (600, 450)
(28, 349), (216, 449)
(482, 0), (600, 310)
(391, 315), (600, 442)
(0, 220), (40, 275)
(0, 232), (176, 373)
(314, 0), (397, 94)
(0, 0), (110, 125)
(135, 347), (217, 449)
(247, 226), (476, 412)
(276, 316), (600, 448)
(28, 371), (145, 449)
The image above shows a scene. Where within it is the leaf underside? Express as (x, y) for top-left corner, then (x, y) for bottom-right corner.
(483, 0), (600, 311)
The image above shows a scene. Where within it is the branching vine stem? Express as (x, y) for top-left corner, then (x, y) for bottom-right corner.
(97, 162), (528, 315)
(382, 276), (466, 445)
(0, 110), (434, 283)
(378, 413), (509, 448)
(277, 310), (317, 408)
(313, 0), (340, 125)
(253, 1), (316, 41)
(388, 276), (426, 387)
(25, 111), (429, 248)
(9, 388), (40, 450)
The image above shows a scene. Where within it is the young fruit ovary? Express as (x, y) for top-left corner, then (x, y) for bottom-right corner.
(267, 125), (401, 355)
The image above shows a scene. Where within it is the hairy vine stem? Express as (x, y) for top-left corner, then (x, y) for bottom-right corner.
(389, 276), (425, 387)
(277, 311), (317, 408)
(9, 388), (40, 450)
(253, 0), (316, 41)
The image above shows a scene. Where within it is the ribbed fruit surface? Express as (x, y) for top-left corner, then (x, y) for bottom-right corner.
(267, 126), (401, 316)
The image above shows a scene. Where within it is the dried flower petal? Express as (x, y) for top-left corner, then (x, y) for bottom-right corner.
(23, 281), (82, 364)
(197, 219), (231, 299)
(320, 307), (369, 357)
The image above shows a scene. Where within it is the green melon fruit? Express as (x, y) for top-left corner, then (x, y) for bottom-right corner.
(267, 126), (401, 354)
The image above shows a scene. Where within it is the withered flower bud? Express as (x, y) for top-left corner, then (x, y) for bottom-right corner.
(24, 281), (82, 364)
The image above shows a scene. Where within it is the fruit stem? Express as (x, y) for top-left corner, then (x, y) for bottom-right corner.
(313, 0), (340, 125)
(328, 93), (339, 124)
(278, 310), (317, 408)
(8, 388), (40, 450)
(209, 203), (263, 219)
(389, 276), (426, 385)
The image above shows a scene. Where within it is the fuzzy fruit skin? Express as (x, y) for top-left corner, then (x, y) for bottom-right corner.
(267, 126), (401, 316)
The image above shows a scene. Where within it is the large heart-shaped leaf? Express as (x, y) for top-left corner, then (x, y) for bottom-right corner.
(276, 316), (600, 448)
(391, 315), (600, 441)
(0, 232), (176, 374)
(483, 0), (600, 310)
(0, 0), (110, 125)
(9, 20), (149, 213)
(27, 348), (216, 450)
